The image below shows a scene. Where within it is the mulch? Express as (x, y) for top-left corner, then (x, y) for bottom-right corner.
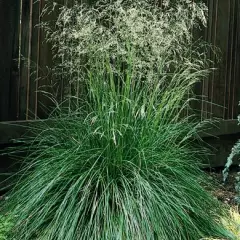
(207, 168), (239, 207)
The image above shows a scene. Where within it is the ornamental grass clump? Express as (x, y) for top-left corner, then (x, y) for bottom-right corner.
(3, 0), (233, 239)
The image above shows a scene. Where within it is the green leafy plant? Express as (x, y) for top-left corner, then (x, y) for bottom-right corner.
(3, 0), (233, 239)
(0, 214), (14, 239)
(223, 102), (240, 203)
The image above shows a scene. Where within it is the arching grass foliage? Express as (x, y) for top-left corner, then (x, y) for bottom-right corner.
(3, 0), (234, 239)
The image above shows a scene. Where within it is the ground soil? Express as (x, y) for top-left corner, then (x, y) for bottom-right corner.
(206, 167), (239, 207)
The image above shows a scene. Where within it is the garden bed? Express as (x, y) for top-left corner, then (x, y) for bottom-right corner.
(208, 168), (239, 207)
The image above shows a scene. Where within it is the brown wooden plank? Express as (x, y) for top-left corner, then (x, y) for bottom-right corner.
(35, 0), (44, 119)
(204, 133), (240, 168)
(37, 0), (65, 118)
(191, 1), (207, 118)
(222, 0), (232, 119)
(228, 0), (237, 119)
(0, 0), (21, 121)
(0, 121), (31, 144)
(19, 0), (32, 120)
(200, 119), (240, 137)
(231, 0), (240, 119)
(29, 0), (41, 120)
(209, 0), (231, 118)
(225, 0), (235, 119)
(1, 0), (238, 122)
(200, 0), (239, 121)
(208, 0), (218, 118)
(236, 0), (240, 118)
(9, 1), (21, 121)
(201, 0), (213, 120)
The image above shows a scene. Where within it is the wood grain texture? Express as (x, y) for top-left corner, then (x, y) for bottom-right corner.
(19, 0), (31, 120)
(0, 0), (240, 122)
(0, 0), (20, 121)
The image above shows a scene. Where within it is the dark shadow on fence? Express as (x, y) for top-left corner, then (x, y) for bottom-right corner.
(0, 0), (239, 122)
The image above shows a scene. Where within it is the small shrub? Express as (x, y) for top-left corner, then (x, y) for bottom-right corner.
(223, 102), (240, 203)
(3, 0), (233, 239)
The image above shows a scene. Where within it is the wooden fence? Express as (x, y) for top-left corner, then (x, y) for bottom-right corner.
(201, 0), (240, 120)
(0, 0), (239, 122)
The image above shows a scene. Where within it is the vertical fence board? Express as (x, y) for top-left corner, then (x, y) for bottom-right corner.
(29, 0), (41, 119)
(0, 0), (20, 121)
(201, 0), (213, 119)
(210, 0), (230, 118)
(231, 0), (240, 119)
(236, 0), (240, 117)
(201, 0), (239, 120)
(37, 0), (53, 118)
(226, 0), (235, 119)
(19, 0), (31, 120)
(37, 0), (66, 118)
(8, 1), (21, 121)
(208, 0), (217, 117)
